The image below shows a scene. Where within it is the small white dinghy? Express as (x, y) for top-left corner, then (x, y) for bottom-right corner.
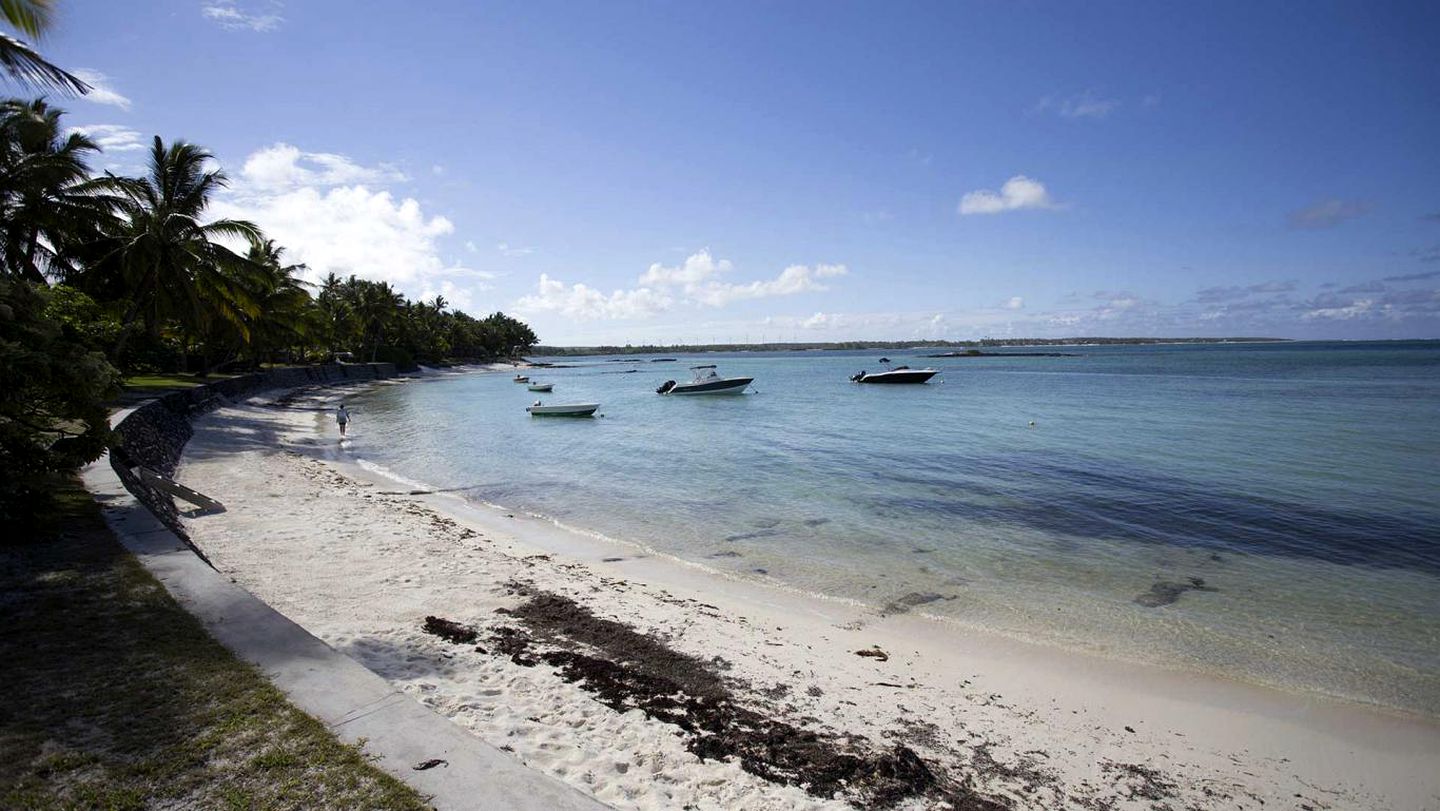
(513, 374), (530, 383)
(527, 382), (554, 392)
(527, 400), (599, 417)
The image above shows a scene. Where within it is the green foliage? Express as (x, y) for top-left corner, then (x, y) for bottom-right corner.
(0, 95), (540, 379)
(0, 278), (119, 532)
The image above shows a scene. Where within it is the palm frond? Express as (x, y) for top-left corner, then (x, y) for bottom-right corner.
(0, 33), (88, 95)
(1, 0), (56, 38)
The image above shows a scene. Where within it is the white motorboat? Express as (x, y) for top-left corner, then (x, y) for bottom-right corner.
(850, 361), (939, 384)
(656, 365), (753, 395)
(513, 374), (530, 383)
(527, 382), (553, 392)
(527, 401), (599, 417)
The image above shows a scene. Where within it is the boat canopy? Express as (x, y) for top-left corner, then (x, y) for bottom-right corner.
(690, 365), (722, 382)
(690, 364), (717, 369)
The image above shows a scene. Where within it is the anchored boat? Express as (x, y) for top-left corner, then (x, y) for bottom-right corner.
(527, 401), (599, 417)
(850, 363), (939, 384)
(526, 382), (553, 392)
(656, 365), (754, 395)
(513, 374), (530, 383)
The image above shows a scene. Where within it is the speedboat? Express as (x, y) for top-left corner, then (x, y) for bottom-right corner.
(527, 382), (553, 392)
(527, 401), (599, 417)
(513, 374), (530, 383)
(656, 365), (754, 395)
(850, 363), (939, 384)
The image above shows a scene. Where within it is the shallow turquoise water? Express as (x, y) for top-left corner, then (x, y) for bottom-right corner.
(343, 341), (1440, 714)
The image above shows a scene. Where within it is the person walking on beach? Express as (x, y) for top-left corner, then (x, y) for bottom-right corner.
(336, 403), (350, 437)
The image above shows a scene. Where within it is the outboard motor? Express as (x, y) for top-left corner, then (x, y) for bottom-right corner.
(656, 380), (676, 394)
(850, 370), (866, 382)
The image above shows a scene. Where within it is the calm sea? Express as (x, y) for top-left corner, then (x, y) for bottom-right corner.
(342, 341), (1440, 715)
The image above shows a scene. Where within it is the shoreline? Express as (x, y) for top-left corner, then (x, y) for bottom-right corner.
(174, 374), (1440, 809)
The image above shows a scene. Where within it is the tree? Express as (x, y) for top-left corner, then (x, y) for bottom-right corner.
(0, 278), (119, 532)
(0, 98), (122, 284)
(90, 136), (262, 364)
(243, 238), (312, 365)
(0, 1), (89, 95)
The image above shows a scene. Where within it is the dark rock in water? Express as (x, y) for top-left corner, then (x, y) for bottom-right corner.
(601, 557), (625, 563)
(802, 517), (831, 527)
(724, 529), (780, 542)
(1133, 579), (1218, 608)
(882, 592), (954, 616)
(752, 517), (782, 528)
(423, 615), (478, 644)
(709, 550), (742, 558)
(753, 567), (769, 575)
(912, 547), (936, 554)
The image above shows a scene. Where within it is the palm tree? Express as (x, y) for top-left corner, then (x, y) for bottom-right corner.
(97, 136), (262, 361)
(0, 98), (122, 283)
(353, 279), (403, 361)
(244, 238), (312, 365)
(1, 1), (88, 95)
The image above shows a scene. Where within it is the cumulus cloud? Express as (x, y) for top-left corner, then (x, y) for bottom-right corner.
(239, 143), (405, 192)
(514, 275), (672, 320)
(67, 123), (145, 152)
(71, 70), (130, 110)
(1287, 199), (1371, 229)
(958, 176), (1057, 215)
(202, 1), (283, 31)
(689, 263), (847, 307)
(640, 250), (732, 286)
(211, 143), (491, 301)
(515, 250), (847, 321)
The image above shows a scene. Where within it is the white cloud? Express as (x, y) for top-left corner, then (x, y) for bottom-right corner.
(465, 241), (479, 253)
(1301, 298), (1379, 320)
(515, 274), (672, 320)
(239, 143), (404, 192)
(202, 1), (283, 32)
(1033, 91), (1121, 119)
(688, 263), (847, 306)
(497, 242), (536, 256)
(71, 70), (131, 110)
(212, 143), (492, 302)
(68, 123), (145, 153)
(1005, 296), (1024, 310)
(959, 175), (1057, 215)
(515, 250), (847, 322)
(639, 249), (732, 286)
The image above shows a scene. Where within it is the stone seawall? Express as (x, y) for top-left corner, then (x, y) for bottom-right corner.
(109, 363), (398, 555)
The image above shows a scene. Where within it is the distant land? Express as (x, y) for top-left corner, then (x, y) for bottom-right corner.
(528, 337), (1290, 356)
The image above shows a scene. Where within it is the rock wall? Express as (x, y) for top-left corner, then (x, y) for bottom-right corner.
(108, 363), (397, 557)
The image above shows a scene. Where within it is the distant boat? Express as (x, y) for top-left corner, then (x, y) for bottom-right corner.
(527, 401), (599, 417)
(656, 365), (753, 395)
(527, 382), (553, 392)
(850, 363), (939, 384)
(513, 374), (530, 383)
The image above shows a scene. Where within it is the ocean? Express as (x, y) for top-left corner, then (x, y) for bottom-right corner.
(340, 341), (1440, 715)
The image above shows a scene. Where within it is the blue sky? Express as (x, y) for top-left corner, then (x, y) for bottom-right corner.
(33, 0), (1440, 343)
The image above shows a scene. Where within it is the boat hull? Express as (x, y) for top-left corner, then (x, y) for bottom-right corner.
(856, 370), (939, 384)
(665, 377), (753, 395)
(527, 384), (553, 392)
(527, 403), (598, 417)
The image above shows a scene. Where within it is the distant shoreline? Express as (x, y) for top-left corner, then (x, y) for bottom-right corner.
(531, 336), (1291, 356)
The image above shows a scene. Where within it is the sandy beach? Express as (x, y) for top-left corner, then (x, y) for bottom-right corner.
(174, 374), (1440, 810)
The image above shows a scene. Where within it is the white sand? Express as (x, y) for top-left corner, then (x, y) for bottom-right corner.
(176, 378), (1440, 810)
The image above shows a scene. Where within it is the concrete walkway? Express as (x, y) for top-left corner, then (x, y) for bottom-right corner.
(82, 444), (608, 811)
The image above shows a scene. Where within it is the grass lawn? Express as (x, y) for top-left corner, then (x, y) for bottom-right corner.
(0, 477), (432, 811)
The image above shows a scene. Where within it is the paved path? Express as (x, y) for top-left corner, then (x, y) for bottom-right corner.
(83, 416), (607, 811)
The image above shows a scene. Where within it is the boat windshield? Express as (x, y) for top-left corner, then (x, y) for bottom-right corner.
(690, 365), (721, 382)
